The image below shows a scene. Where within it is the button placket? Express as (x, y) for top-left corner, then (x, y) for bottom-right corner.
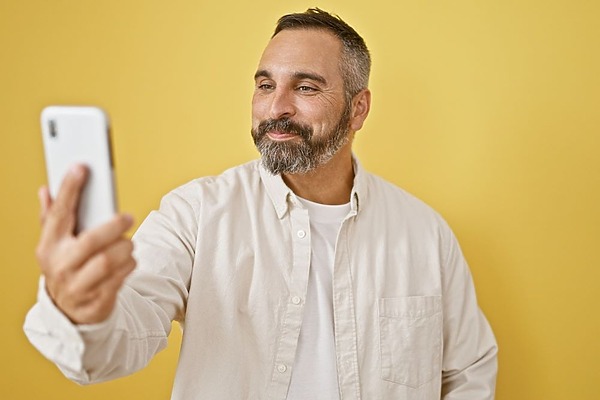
(267, 206), (311, 399)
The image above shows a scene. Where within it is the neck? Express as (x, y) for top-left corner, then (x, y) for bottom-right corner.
(281, 143), (354, 205)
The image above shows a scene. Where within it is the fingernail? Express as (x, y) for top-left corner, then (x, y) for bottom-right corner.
(123, 214), (134, 225)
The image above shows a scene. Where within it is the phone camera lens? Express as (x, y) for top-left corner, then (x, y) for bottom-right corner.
(49, 120), (57, 138)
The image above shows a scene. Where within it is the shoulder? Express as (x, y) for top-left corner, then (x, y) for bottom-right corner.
(362, 170), (452, 232)
(159, 160), (262, 211)
(363, 172), (438, 215)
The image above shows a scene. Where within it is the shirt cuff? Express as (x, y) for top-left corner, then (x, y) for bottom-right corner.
(23, 276), (115, 375)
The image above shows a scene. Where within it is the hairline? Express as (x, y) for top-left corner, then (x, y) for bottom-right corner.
(272, 26), (363, 102)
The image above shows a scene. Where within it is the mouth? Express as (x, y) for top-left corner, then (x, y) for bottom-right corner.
(266, 130), (299, 141)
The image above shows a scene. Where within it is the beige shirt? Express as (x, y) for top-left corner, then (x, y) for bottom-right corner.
(24, 159), (498, 399)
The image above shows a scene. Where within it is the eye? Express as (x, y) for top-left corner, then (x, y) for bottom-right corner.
(297, 85), (317, 93)
(256, 82), (274, 91)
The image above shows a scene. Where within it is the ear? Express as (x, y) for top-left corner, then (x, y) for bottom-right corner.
(349, 89), (371, 132)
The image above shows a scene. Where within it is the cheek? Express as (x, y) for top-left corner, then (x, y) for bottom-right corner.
(252, 93), (268, 113)
(251, 96), (262, 127)
(311, 109), (340, 134)
(305, 97), (345, 130)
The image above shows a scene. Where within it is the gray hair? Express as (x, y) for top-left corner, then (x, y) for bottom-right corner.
(273, 8), (371, 102)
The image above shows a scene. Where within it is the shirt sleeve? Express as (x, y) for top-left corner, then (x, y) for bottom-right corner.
(23, 189), (198, 384)
(440, 223), (498, 399)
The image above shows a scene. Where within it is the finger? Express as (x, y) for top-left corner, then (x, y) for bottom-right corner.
(38, 213), (133, 284)
(103, 255), (137, 293)
(70, 239), (135, 294)
(44, 214), (133, 277)
(66, 213), (134, 268)
(66, 257), (136, 325)
(42, 165), (88, 241)
(73, 287), (120, 324)
(38, 186), (52, 225)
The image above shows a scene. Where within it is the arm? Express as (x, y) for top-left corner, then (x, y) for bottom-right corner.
(24, 165), (196, 383)
(440, 224), (498, 399)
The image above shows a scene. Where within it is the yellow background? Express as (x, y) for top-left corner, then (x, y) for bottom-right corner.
(1, 0), (598, 399)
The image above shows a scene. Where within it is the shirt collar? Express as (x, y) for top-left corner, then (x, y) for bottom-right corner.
(258, 161), (291, 219)
(258, 155), (368, 219)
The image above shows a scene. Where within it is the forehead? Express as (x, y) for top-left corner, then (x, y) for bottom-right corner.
(257, 29), (343, 82)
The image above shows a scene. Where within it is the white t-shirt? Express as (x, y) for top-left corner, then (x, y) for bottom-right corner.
(287, 197), (351, 400)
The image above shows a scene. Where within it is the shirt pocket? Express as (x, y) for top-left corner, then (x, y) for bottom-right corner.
(378, 296), (442, 388)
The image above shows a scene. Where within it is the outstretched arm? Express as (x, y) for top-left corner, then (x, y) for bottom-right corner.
(24, 165), (194, 384)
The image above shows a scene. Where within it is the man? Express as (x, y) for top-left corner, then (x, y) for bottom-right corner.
(25, 8), (498, 400)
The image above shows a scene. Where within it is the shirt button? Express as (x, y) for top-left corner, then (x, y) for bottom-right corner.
(277, 364), (287, 373)
(297, 229), (306, 238)
(291, 296), (301, 305)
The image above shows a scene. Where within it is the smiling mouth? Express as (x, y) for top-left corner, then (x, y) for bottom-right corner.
(267, 130), (300, 141)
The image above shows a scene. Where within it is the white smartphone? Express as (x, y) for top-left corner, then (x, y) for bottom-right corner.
(41, 106), (117, 233)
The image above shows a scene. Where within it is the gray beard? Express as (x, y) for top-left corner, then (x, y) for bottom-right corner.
(252, 106), (351, 175)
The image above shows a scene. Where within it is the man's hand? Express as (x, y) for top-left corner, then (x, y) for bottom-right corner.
(35, 164), (136, 325)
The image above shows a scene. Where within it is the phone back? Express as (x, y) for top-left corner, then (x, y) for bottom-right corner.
(41, 106), (116, 232)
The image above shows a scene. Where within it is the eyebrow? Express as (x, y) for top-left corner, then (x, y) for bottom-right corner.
(254, 69), (328, 85)
(254, 69), (271, 80)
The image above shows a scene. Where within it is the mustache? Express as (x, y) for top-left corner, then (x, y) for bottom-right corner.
(255, 118), (313, 141)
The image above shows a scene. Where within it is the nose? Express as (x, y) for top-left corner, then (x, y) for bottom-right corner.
(269, 88), (296, 120)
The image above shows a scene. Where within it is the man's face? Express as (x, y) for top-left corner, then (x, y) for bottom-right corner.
(251, 29), (351, 175)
